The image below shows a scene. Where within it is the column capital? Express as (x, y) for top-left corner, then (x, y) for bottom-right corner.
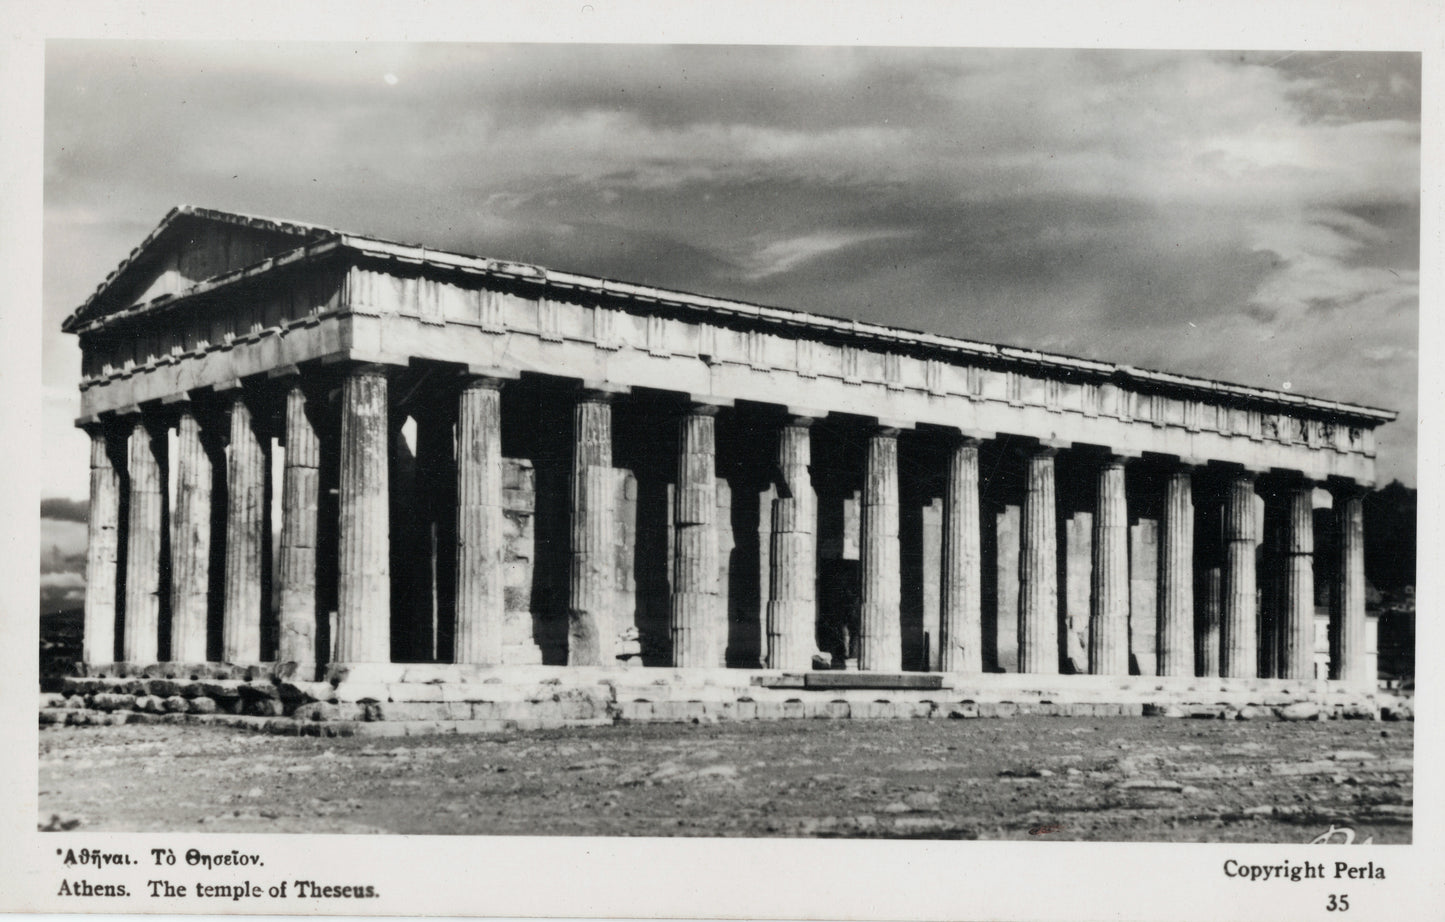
(785, 405), (828, 421)
(870, 415), (915, 432)
(75, 413), (110, 435)
(461, 363), (522, 382)
(577, 379), (631, 400)
(1326, 476), (1372, 499)
(458, 371), (513, 391)
(685, 393), (734, 409)
(1262, 468), (1318, 494)
(681, 401), (725, 417)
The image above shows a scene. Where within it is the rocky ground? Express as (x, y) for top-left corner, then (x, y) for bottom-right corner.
(38, 717), (1411, 841)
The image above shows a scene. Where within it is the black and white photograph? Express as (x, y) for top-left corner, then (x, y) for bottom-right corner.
(4, 2), (1440, 919)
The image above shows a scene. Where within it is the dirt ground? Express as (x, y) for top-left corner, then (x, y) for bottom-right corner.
(37, 717), (1411, 842)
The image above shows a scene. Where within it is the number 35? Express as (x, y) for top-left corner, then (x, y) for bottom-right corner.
(1326, 894), (1350, 912)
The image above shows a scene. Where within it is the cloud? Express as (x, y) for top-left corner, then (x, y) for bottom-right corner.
(42, 44), (1419, 485)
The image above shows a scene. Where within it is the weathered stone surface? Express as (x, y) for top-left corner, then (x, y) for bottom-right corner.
(859, 428), (901, 671)
(223, 393), (267, 663)
(188, 697), (219, 714)
(940, 437), (983, 673)
(568, 394), (615, 666)
(247, 698), (285, 717)
(1279, 482), (1315, 680)
(1221, 473), (1257, 678)
(278, 382), (321, 667)
(1277, 701), (1320, 721)
(672, 406), (720, 667)
(1090, 455), (1129, 676)
(1019, 447), (1058, 674)
(1381, 703), (1413, 721)
(767, 417), (817, 670)
(1156, 467), (1194, 677)
(90, 693), (135, 711)
(163, 695), (190, 713)
(123, 417), (165, 664)
(336, 366), (391, 664)
(82, 426), (120, 665)
(1331, 487), (1368, 683)
(133, 695), (164, 713)
(455, 377), (506, 665)
(293, 702), (342, 722)
(170, 409), (213, 663)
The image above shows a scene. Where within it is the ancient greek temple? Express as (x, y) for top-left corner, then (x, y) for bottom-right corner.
(66, 207), (1394, 690)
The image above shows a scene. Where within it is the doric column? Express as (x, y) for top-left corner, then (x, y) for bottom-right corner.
(122, 413), (165, 664)
(672, 403), (721, 667)
(1257, 489), (1284, 677)
(222, 390), (267, 664)
(1019, 445), (1059, 675)
(454, 376), (506, 665)
(1198, 564), (1223, 677)
(858, 426), (901, 671)
(1279, 476), (1316, 679)
(568, 389), (617, 666)
(766, 414), (817, 670)
(940, 435), (983, 673)
(1089, 453), (1129, 676)
(335, 366), (391, 664)
(277, 381), (320, 667)
(81, 423), (121, 664)
(169, 404), (213, 663)
(1330, 483), (1367, 685)
(1156, 463), (1195, 676)
(1220, 470), (1258, 678)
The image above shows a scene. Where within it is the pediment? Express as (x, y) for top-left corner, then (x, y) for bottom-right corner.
(62, 206), (334, 333)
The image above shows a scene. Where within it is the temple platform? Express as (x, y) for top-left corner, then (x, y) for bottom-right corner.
(39, 664), (1409, 737)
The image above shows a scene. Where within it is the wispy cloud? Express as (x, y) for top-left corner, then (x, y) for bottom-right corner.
(43, 44), (1419, 489)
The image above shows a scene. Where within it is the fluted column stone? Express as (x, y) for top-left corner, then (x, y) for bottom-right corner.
(169, 406), (212, 663)
(1157, 465), (1195, 676)
(1221, 471), (1258, 678)
(1279, 478), (1316, 680)
(454, 377), (506, 665)
(1330, 484), (1368, 685)
(1019, 446), (1059, 675)
(123, 414), (165, 664)
(766, 416), (817, 670)
(1258, 491), (1284, 678)
(335, 366), (391, 664)
(568, 390), (616, 666)
(278, 383), (320, 667)
(1198, 565), (1222, 677)
(1089, 454), (1129, 676)
(858, 427), (901, 671)
(672, 404), (720, 667)
(222, 392), (267, 664)
(940, 436), (983, 673)
(82, 424), (121, 664)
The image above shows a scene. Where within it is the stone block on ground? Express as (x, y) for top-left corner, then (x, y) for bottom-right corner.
(89, 693), (135, 711)
(293, 702), (342, 722)
(1277, 702), (1320, 721)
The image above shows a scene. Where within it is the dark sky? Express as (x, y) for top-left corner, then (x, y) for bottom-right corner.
(42, 43), (1420, 496)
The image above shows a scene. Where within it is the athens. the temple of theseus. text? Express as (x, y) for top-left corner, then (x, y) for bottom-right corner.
(54, 207), (1399, 730)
